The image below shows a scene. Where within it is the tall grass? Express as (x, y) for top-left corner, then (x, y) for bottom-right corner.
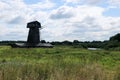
(0, 46), (119, 80)
(0, 62), (105, 80)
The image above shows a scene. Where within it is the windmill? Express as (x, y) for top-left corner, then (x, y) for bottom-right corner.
(11, 21), (53, 48)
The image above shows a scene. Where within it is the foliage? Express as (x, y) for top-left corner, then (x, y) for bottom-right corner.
(105, 33), (120, 50)
(110, 33), (120, 41)
(40, 40), (46, 43)
(51, 40), (106, 49)
(0, 40), (106, 49)
(1, 33), (120, 50)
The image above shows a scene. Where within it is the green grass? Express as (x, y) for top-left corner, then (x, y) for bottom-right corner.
(0, 46), (119, 80)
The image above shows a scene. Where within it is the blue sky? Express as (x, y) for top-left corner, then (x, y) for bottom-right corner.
(24, 0), (41, 4)
(0, 0), (120, 41)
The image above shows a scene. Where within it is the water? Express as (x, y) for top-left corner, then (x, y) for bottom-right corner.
(88, 48), (101, 50)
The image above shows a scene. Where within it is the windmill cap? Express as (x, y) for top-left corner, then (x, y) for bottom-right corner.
(27, 21), (41, 28)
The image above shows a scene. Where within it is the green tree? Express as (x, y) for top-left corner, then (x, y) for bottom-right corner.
(110, 33), (120, 41)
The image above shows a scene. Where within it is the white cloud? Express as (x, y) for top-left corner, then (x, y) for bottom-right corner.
(85, 0), (101, 5)
(0, 0), (54, 40)
(28, 0), (55, 9)
(109, 0), (120, 4)
(64, 0), (81, 3)
(108, 0), (120, 7)
(0, 0), (120, 41)
(50, 6), (74, 19)
(46, 5), (120, 41)
(63, 0), (120, 7)
(63, 0), (101, 5)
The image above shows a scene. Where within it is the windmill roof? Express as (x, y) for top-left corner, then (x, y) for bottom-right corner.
(27, 21), (41, 28)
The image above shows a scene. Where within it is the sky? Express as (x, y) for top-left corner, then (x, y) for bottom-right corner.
(0, 0), (120, 41)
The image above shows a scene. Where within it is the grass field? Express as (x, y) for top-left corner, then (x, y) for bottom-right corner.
(0, 46), (119, 80)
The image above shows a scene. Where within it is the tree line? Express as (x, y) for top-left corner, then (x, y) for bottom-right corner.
(0, 33), (120, 50)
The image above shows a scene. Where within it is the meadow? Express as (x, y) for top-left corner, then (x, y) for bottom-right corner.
(0, 46), (119, 80)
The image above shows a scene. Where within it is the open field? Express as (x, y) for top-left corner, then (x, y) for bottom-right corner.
(0, 46), (119, 80)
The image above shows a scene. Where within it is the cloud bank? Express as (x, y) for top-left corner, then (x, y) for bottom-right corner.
(0, 0), (120, 41)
